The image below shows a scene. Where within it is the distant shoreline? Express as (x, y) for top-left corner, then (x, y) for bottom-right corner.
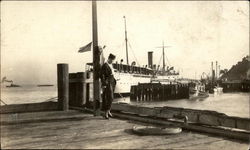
(37, 84), (54, 87)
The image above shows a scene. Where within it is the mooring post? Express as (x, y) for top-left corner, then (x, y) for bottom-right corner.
(57, 63), (69, 111)
(76, 72), (85, 106)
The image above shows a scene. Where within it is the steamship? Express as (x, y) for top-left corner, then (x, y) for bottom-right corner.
(86, 58), (180, 97)
(85, 48), (180, 96)
(85, 5), (180, 97)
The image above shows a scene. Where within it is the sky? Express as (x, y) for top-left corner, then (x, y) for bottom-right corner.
(1, 1), (249, 84)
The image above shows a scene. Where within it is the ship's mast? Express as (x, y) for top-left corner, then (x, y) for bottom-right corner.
(156, 41), (171, 73)
(123, 16), (129, 65)
(162, 41), (165, 72)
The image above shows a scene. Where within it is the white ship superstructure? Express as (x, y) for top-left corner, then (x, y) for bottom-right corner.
(86, 60), (180, 96)
(84, 15), (180, 97)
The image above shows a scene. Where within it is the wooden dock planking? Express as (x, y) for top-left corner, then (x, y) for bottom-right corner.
(1, 110), (249, 149)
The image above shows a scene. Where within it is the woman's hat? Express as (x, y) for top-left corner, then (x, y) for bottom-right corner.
(108, 53), (116, 60)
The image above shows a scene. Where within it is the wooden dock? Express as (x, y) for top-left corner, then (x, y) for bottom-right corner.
(130, 83), (189, 101)
(1, 63), (249, 149)
(1, 110), (249, 149)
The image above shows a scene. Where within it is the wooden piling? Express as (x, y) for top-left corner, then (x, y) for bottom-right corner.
(130, 86), (135, 100)
(57, 64), (69, 111)
(69, 73), (77, 107)
(68, 72), (86, 107)
(130, 82), (189, 101)
(76, 72), (85, 106)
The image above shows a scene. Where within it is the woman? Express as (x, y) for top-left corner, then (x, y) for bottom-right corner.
(100, 53), (116, 119)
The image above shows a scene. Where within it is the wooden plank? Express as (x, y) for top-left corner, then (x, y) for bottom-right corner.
(1, 110), (249, 149)
(0, 110), (86, 125)
(0, 102), (58, 114)
(111, 103), (250, 131)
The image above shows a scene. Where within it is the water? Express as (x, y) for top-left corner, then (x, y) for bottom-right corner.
(116, 93), (250, 118)
(1, 85), (57, 105)
(1, 85), (249, 118)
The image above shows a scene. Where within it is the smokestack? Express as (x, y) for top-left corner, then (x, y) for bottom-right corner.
(148, 51), (153, 69)
(212, 70), (215, 83)
(216, 61), (218, 79)
(218, 65), (220, 78)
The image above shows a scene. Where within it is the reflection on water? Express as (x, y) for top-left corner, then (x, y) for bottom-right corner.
(1, 85), (249, 118)
(115, 92), (250, 118)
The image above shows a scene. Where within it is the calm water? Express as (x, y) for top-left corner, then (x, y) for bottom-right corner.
(1, 85), (249, 118)
(116, 93), (250, 118)
(1, 85), (57, 105)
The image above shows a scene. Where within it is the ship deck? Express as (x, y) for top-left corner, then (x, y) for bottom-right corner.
(1, 110), (249, 149)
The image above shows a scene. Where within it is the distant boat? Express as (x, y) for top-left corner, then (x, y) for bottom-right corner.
(6, 83), (21, 88)
(214, 86), (223, 93)
(1, 77), (21, 88)
(189, 83), (209, 99)
(190, 91), (209, 100)
(37, 84), (54, 87)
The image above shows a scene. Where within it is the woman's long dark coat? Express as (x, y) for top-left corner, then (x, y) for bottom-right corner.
(100, 63), (116, 111)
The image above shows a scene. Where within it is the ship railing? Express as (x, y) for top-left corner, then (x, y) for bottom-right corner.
(85, 62), (154, 76)
(112, 63), (154, 75)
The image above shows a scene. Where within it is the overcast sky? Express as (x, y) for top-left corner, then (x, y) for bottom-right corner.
(1, 1), (249, 84)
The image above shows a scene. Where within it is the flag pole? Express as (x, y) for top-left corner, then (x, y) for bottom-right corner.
(92, 0), (101, 115)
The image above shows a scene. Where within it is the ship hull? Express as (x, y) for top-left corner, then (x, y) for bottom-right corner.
(87, 71), (179, 96)
(114, 72), (152, 94)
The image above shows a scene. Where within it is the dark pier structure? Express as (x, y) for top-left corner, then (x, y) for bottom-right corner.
(220, 79), (250, 93)
(220, 56), (250, 93)
(130, 82), (189, 101)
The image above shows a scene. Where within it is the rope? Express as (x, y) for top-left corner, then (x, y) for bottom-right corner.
(155, 53), (163, 74)
(128, 41), (140, 66)
(157, 53), (163, 68)
(43, 97), (58, 102)
(0, 99), (8, 105)
(116, 41), (125, 50)
(165, 55), (171, 67)
(117, 92), (126, 101)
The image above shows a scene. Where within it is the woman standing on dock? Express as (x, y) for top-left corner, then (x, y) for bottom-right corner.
(100, 53), (116, 119)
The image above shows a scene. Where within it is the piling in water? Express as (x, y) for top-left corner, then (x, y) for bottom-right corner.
(130, 83), (189, 101)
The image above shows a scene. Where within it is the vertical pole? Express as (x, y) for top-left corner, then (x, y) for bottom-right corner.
(218, 65), (220, 78)
(92, 0), (101, 115)
(215, 61), (218, 79)
(211, 62), (214, 85)
(123, 16), (129, 65)
(162, 42), (165, 72)
(83, 72), (87, 105)
(57, 64), (69, 111)
(211, 62), (213, 77)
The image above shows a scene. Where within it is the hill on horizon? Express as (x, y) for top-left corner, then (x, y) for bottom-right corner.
(220, 56), (250, 81)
